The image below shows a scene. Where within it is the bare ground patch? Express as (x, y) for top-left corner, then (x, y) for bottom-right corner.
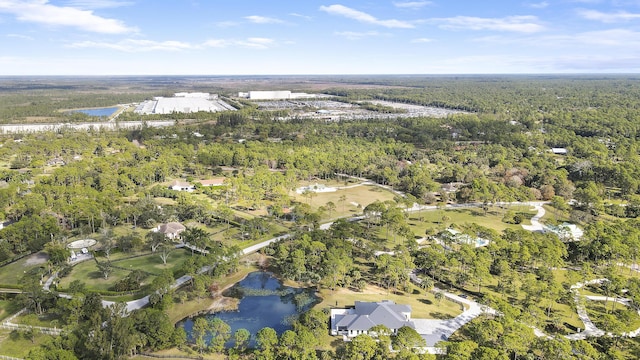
(23, 252), (48, 266)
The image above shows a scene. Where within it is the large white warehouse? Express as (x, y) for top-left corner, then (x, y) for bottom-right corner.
(134, 92), (234, 115)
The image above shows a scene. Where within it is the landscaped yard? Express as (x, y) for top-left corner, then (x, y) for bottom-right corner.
(111, 249), (191, 275)
(57, 259), (149, 292)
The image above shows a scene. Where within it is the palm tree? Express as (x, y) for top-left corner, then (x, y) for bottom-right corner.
(434, 290), (444, 304)
(182, 226), (210, 255)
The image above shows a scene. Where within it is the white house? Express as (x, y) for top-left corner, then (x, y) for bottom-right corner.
(154, 222), (186, 240)
(330, 300), (415, 339)
(168, 180), (195, 192)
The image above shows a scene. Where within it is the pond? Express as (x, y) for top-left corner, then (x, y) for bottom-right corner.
(178, 271), (319, 348)
(69, 107), (119, 117)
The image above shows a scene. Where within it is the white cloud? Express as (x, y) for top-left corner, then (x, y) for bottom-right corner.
(411, 37), (433, 43)
(202, 39), (228, 48)
(526, 2), (549, 9)
(68, 37), (277, 51)
(63, 0), (133, 9)
(289, 13), (312, 20)
(393, 1), (432, 9)
(245, 15), (283, 24)
(577, 9), (640, 22)
(319, 4), (415, 28)
(69, 39), (195, 52)
(0, 0), (136, 34)
(7, 33), (34, 40)
(237, 37), (274, 49)
(430, 15), (545, 33)
(334, 31), (381, 40)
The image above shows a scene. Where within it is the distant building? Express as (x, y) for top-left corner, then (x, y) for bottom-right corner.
(330, 300), (415, 338)
(197, 178), (226, 187)
(154, 222), (186, 240)
(238, 90), (317, 100)
(135, 92), (234, 115)
(551, 148), (568, 155)
(168, 180), (195, 192)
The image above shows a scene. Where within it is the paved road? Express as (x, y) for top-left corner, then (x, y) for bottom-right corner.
(522, 203), (546, 232)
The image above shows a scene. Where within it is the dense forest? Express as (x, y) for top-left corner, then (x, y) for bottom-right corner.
(0, 75), (638, 359)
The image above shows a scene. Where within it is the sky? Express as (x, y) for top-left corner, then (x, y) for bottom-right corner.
(1, 0), (640, 75)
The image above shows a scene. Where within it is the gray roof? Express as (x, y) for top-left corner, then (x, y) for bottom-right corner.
(335, 300), (414, 331)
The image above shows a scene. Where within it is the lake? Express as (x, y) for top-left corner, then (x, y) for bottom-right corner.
(70, 107), (119, 117)
(178, 271), (319, 348)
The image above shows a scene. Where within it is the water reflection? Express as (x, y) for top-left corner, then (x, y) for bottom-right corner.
(178, 271), (318, 348)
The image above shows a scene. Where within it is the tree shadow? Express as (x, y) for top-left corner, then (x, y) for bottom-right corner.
(88, 271), (105, 279)
(419, 299), (433, 305)
(429, 312), (452, 320)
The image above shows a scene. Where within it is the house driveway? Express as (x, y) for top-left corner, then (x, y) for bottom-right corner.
(412, 289), (496, 346)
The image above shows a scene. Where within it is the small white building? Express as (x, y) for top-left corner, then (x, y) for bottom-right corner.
(551, 148), (568, 155)
(154, 222), (186, 240)
(168, 180), (195, 192)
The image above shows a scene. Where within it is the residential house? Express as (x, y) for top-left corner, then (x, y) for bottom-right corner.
(154, 222), (186, 240)
(330, 300), (415, 338)
(168, 180), (195, 192)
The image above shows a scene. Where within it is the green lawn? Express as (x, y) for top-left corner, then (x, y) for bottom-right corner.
(407, 205), (537, 236)
(57, 260), (144, 292)
(0, 329), (53, 358)
(111, 249), (191, 275)
(0, 299), (22, 322)
(585, 300), (640, 333)
(0, 254), (47, 286)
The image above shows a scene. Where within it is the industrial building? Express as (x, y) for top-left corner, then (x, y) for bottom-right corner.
(134, 92), (234, 115)
(238, 90), (318, 100)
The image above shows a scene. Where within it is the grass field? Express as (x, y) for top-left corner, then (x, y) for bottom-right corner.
(291, 184), (397, 220)
(585, 300), (640, 332)
(407, 205), (537, 236)
(0, 329), (53, 358)
(0, 299), (22, 322)
(110, 249), (191, 275)
(0, 254), (47, 286)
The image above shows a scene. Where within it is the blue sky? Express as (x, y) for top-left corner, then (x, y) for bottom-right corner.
(1, 0), (640, 75)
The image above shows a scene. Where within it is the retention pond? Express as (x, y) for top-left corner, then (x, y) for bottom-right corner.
(178, 271), (319, 348)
